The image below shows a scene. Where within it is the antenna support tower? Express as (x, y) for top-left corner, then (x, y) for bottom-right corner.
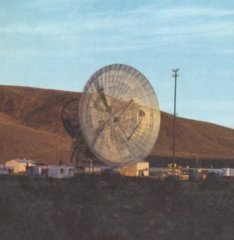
(61, 98), (95, 172)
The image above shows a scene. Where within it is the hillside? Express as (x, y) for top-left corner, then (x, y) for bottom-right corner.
(0, 85), (234, 165)
(155, 112), (234, 160)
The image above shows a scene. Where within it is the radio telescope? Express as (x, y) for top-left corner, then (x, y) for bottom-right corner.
(79, 64), (160, 167)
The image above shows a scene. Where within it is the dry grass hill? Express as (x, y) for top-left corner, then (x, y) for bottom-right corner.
(0, 85), (234, 166)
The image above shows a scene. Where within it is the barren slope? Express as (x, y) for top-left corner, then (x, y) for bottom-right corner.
(0, 112), (70, 164)
(0, 85), (77, 164)
(0, 85), (234, 164)
(154, 112), (234, 160)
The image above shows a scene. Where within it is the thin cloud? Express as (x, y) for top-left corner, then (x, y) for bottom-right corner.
(0, 23), (64, 35)
(159, 7), (234, 18)
(1, 4), (234, 40)
(216, 49), (234, 55)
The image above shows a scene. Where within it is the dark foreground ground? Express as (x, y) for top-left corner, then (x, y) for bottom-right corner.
(0, 175), (233, 240)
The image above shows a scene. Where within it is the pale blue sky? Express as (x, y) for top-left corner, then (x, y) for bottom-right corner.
(1, 0), (234, 128)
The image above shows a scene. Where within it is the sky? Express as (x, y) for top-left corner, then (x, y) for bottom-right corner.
(0, 0), (234, 129)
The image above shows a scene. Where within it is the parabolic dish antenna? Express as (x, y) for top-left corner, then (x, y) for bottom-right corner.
(79, 64), (160, 167)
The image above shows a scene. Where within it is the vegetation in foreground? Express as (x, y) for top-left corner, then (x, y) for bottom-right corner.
(0, 175), (234, 240)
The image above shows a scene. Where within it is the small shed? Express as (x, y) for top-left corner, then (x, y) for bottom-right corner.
(222, 168), (234, 177)
(0, 167), (9, 175)
(47, 165), (74, 179)
(120, 162), (149, 177)
(208, 169), (223, 178)
(5, 159), (35, 174)
(26, 164), (48, 176)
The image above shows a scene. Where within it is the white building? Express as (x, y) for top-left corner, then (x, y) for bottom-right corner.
(222, 168), (234, 177)
(26, 164), (48, 176)
(85, 162), (150, 177)
(47, 165), (74, 179)
(0, 167), (9, 175)
(5, 159), (35, 174)
(207, 168), (223, 177)
(120, 162), (149, 177)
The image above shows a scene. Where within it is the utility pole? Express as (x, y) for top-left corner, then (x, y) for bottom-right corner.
(172, 68), (179, 175)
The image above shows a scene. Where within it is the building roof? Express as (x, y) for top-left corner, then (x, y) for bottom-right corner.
(47, 165), (74, 168)
(6, 159), (35, 164)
